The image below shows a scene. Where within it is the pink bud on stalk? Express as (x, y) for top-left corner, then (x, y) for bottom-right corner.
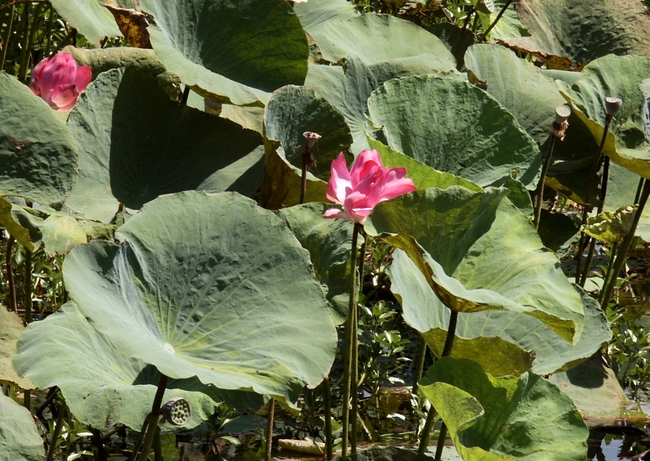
(324, 149), (416, 224)
(29, 53), (92, 111)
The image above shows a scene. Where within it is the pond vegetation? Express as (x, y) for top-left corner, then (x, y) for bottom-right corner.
(2, 1), (650, 460)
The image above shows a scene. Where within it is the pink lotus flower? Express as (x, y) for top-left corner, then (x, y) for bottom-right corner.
(29, 53), (92, 111)
(324, 150), (416, 224)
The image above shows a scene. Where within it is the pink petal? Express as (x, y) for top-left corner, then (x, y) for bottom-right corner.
(74, 65), (92, 92)
(50, 84), (79, 110)
(326, 153), (351, 204)
(323, 207), (350, 221)
(350, 149), (382, 185)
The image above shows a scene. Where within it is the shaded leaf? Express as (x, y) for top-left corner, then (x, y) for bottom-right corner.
(277, 202), (355, 324)
(419, 357), (588, 461)
(516, 0), (650, 66)
(0, 73), (78, 204)
(140, 0), (309, 106)
(62, 191), (337, 403)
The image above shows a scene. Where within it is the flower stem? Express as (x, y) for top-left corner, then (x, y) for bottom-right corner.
(534, 135), (557, 230)
(600, 179), (650, 309)
(418, 310), (458, 457)
(265, 398), (275, 461)
(137, 374), (168, 461)
(324, 377), (332, 460)
(482, 0), (513, 37)
(341, 222), (362, 457)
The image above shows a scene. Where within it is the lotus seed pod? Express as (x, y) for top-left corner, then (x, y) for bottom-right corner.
(303, 131), (322, 149)
(160, 397), (191, 426)
(605, 97), (623, 116)
(555, 105), (571, 124)
(476, 0), (495, 14)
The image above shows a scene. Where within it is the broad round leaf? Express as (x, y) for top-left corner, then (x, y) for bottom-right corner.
(368, 187), (585, 342)
(0, 199), (42, 252)
(140, 0), (309, 106)
(419, 357), (589, 461)
(50, 0), (121, 46)
(13, 302), (261, 430)
(367, 75), (541, 188)
(516, 0), (650, 66)
(293, 0), (358, 36)
(277, 202), (355, 324)
(0, 73), (78, 204)
(66, 67), (264, 215)
(305, 55), (454, 152)
(464, 44), (566, 144)
(390, 249), (611, 375)
(264, 85), (353, 180)
(313, 14), (456, 69)
(62, 191), (337, 403)
(0, 393), (44, 461)
(41, 213), (87, 256)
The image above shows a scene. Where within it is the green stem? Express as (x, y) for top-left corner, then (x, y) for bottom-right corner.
(17, 2), (30, 82)
(418, 310), (458, 457)
(45, 400), (66, 461)
(482, 0), (513, 37)
(576, 115), (613, 284)
(137, 374), (168, 461)
(534, 135), (557, 229)
(411, 336), (427, 397)
(324, 377), (332, 460)
(153, 428), (162, 461)
(599, 242), (618, 306)
(265, 398), (275, 461)
(24, 248), (32, 323)
(6, 236), (17, 313)
(341, 222), (362, 458)
(351, 230), (367, 455)
(600, 179), (650, 309)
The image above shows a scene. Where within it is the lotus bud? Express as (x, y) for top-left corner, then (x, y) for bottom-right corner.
(303, 131), (322, 149)
(476, 0), (495, 14)
(29, 52), (92, 111)
(553, 105), (571, 140)
(605, 97), (623, 116)
(160, 397), (191, 426)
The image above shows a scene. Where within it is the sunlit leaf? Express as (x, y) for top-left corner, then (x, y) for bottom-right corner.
(62, 191), (337, 403)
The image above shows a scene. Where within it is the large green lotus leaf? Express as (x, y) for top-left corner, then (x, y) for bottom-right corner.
(63, 46), (181, 100)
(390, 249), (611, 375)
(293, 0), (358, 36)
(305, 55), (456, 152)
(313, 14), (455, 69)
(368, 188), (585, 342)
(66, 67), (264, 213)
(0, 73), (78, 204)
(583, 205), (636, 244)
(368, 139), (482, 193)
(264, 85), (353, 181)
(483, 0), (529, 42)
(13, 302), (262, 430)
(139, 0), (308, 106)
(366, 75), (541, 188)
(50, 0), (121, 46)
(558, 55), (650, 149)
(62, 191), (337, 403)
(516, 0), (650, 66)
(464, 44), (566, 144)
(0, 305), (35, 389)
(0, 393), (44, 461)
(277, 202), (355, 325)
(64, 69), (121, 223)
(419, 357), (588, 461)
